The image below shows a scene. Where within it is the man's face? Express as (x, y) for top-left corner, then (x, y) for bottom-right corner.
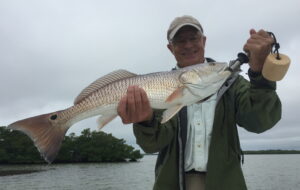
(168, 26), (206, 67)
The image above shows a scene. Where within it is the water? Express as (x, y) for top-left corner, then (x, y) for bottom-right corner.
(242, 154), (300, 190)
(0, 154), (299, 190)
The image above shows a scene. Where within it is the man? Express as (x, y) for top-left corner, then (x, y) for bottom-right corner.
(118, 15), (281, 190)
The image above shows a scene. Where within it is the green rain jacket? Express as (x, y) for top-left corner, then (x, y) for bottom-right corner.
(133, 64), (282, 190)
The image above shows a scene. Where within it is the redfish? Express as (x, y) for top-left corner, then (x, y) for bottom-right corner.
(8, 62), (231, 163)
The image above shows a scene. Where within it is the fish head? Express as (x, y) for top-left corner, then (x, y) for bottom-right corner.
(179, 62), (231, 99)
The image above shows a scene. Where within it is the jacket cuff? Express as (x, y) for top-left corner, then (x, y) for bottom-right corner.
(136, 114), (156, 127)
(248, 69), (276, 90)
(133, 112), (161, 134)
(133, 122), (158, 135)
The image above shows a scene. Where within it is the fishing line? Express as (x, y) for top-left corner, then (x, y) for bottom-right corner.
(267, 32), (281, 60)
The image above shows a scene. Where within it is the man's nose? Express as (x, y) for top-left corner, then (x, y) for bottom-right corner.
(183, 39), (194, 48)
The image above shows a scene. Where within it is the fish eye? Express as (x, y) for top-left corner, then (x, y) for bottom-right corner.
(50, 114), (58, 120)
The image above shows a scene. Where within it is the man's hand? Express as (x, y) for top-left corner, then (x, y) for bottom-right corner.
(117, 86), (153, 124)
(243, 29), (274, 72)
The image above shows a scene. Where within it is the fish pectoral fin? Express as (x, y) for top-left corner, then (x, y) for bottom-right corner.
(97, 114), (117, 130)
(165, 87), (184, 103)
(161, 104), (184, 123)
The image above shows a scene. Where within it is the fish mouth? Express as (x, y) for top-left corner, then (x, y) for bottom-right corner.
(213, 64), (231, 78)
(221, 66), (230, 73)
(215, 64), (230, 73)
(224, 66), (233, 73)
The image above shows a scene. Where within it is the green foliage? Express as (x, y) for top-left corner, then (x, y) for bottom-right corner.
(0, 126), (43, 164)
(0, 127), (143, 164)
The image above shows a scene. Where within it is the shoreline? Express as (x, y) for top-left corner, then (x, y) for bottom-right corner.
(144, 150), (300, 156)
(0, 169), (44, 177)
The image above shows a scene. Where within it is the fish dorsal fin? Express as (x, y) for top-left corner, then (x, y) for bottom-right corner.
(74, 70), (137, 104)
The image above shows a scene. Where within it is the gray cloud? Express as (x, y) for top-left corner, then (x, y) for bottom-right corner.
(1, 0), (299, 150)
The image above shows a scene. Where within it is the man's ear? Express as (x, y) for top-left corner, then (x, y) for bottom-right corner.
(203, 36), (207, 48)
(167, 44), (174, 54)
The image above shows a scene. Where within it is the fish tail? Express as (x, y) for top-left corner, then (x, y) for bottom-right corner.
(8, 111), (70, 163)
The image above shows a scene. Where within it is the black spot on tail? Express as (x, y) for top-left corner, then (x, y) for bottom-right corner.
(50, 114), (57, 120)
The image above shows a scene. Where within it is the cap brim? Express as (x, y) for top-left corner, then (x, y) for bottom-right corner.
(169, 23), (202, 41)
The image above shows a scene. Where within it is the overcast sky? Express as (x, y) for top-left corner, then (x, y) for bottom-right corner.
(0, 0), (299, 151)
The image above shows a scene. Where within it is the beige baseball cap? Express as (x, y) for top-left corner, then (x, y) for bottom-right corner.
(167, 15), (204, 41)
